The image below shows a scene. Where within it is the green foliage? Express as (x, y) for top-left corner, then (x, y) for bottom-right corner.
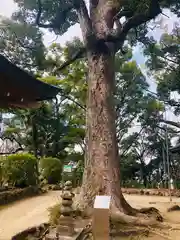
(1, 43), (86, 159)
(120, 154), (140, 184)
(13, 0), (79, 35)
(0, 18), (45, 72)
(40, 157), (62, 184)
(124, 0), (152, 15)
(0, 40), (169, 188)
(144, 24), (180, 114)
(115, 56), (150, 144)
(2, 153), (38, 188)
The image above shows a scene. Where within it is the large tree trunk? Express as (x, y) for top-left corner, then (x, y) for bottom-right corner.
(73, 0), (163, 227)
(77, 0), (135, 215)
(78, 49), (134, 215)
(77, 58), (163, 224)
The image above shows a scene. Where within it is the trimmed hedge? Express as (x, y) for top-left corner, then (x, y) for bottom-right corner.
(0, 186), (41, 205)
(39, 157), (62, 184)
(1, 153), (38, 188)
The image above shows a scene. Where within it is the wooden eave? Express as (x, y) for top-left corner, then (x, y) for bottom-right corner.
(0, 55), (59, 108)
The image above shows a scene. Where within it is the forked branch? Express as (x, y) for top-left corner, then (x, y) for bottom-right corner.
(35, 0), (162, 72)
(75, 0), (93, 41)
(104, 0), (162, 50)
(35, 0), (90, 73)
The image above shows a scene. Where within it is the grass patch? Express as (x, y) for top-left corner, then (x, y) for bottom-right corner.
(48, 203), (62, 226)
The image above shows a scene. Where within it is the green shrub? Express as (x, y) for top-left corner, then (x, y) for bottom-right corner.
(39, 157), (62, 184)
(2, 153), (38, 188)
(0, 186), (40, 205)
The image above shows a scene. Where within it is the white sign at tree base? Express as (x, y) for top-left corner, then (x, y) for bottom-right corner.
(93, 195), (111, 240)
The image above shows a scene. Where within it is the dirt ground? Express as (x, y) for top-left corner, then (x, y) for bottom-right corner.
(0, 191), (62, 240)
(117, 195), (180, 240)
(0, 192), (180, 240)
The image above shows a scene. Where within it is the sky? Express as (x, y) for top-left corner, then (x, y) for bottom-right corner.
(0, 0), (179, 130)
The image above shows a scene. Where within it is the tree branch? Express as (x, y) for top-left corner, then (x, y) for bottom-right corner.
(12, 31), (36, 51)
(58, 90), (86, 110)
(160, 119), (180, 129)
(34, 0), (91, 71)
(36, 0), (76, 29)
(75, 0), (93, 42)
(160, 55), (178, 65)
(157, 124), (180, 134)
(116, 118), (135, 142)
(1, 27), (35, 51)
(40, 1), (161, 72)
(53, 47), (86, 74)
(121, 127), (145, 157)
(114, 10), (133, 20)
(104, 0), (162, 51)
(35, 0), (93, 41)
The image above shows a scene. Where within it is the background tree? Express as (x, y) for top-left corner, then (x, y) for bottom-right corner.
(142, 21), (180, 188)
(39, 157), (62, 184)
(144, 24), (180, 117)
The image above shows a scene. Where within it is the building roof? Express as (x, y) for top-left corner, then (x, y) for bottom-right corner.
(0, 55), (60, 108)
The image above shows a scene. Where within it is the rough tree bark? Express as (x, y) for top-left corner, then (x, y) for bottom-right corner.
(77, 0), (135, 215)
(78, 49), (134, 214)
